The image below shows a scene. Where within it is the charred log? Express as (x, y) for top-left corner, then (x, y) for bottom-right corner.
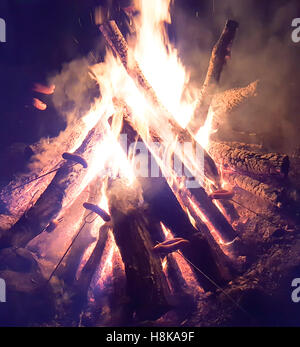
(107, 179), (171, 321)
(208, 141), (289, 179)
(165, 254), (189, 295)
(226, 173), (284, 207)
(164, 254), (196, 318)
(216, 141), (263, 152)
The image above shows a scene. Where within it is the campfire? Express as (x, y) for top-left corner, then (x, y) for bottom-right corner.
(0, 0), (299, 327)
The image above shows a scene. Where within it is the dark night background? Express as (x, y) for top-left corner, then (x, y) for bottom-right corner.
(0, 0), (299, 180)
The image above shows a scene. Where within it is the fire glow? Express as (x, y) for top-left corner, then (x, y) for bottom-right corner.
(22, 0), (244, 324)
(74, 0), (231, 291)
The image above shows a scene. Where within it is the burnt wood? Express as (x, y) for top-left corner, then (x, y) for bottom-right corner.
(107, 179), (172, 321)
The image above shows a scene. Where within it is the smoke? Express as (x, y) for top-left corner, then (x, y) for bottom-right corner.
(173, 0), (300, 153)
(25, 55), (101, 174)
(49, 56), (100, 124)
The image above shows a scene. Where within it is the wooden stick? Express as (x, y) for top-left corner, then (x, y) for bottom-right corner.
(188, 20), (239, 134)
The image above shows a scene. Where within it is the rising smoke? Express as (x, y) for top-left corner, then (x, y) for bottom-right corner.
(173, 0), (300, 153)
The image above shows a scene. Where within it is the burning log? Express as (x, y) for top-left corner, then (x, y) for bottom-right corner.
(0, 124), (104, 249)
(100, 21), (220, 185)
(188, 20), (239, 134)
(0, 118), (95, 231)
(216, 141), (263, 152)
(52, 224), (110, 325)
(140, 178), (234, 290)
(164, 254), (187, 293)
(107, 179), (171, 321)
(164, 254), (195, 312)
(225, 173), (284, 207)
(208, 141), (289, 178)
(118, 113), (239, 261)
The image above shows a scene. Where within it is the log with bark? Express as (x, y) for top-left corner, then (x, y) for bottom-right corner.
(187, 20), (239, 134)
(208, 141), (289, 179)
(107, 178), (171, 321)
(225, 173), (284, 207)
(0, 119), (94, 231)
(216, 141), (263, 152)
(0, 123), (105, 250)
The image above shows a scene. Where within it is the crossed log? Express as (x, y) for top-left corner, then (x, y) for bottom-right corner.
(100, 20), (239, 248)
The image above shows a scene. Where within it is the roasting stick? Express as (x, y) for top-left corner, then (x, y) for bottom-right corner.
(46, 211), (100, 284)
(9, 151), (89, 192)
(10, 163), (77, 192)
